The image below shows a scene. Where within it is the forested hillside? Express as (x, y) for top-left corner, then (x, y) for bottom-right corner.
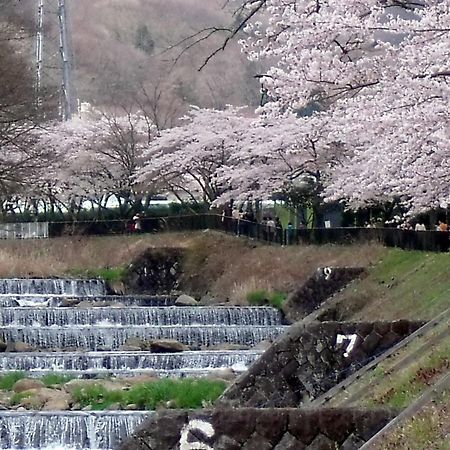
(69, 0), (262, 118)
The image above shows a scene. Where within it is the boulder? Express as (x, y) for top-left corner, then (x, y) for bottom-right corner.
(60, 298), (81, 307)
(108, 281), (126, 295)
(149, 339), (189, 353)
(42, 396), (71, 411)
(124, 338), (148, 350)
(207, 368), (236, 382)
(6, 341), (35, 352)
(13, 379), (45, 393)
(125, 403), (139, 410)
(175, 294), (198, 306)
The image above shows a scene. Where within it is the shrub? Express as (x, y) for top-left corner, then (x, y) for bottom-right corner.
(246, 290), (287, 309)
(69, 266), (128, 283)
(246, 290), (269, 305)
(41, 374), (74, 387)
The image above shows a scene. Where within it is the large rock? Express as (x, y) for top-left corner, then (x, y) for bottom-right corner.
(63, 379), (124, 396)
(175, 294), (198, 306)
(42, 395), (71, 411)
(124, 338), (148, 350)
(60, 297), (81, 307)
(16, 387), (71, 410)
(13, 379), (45, 393)
(149, 339), (189, 353)
(6, 341), (35, 352)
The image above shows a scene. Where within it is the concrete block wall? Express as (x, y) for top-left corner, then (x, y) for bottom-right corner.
(220, 320), (423, 408)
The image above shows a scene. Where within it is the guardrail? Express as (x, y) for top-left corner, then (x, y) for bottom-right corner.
(7, 214), (449, 252)
(0, 222), (49, 239)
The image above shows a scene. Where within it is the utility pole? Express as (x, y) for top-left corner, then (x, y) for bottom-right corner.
(58, 0), (73, 120)
(35, 0), (44, 105)
(35, 0), (75, 120)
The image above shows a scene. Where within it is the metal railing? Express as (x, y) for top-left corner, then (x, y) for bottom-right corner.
(14, 214), (449, 252)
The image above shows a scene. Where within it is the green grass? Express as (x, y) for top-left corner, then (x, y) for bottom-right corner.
(364, 339), (450, 410)
(380, 390), (450, 449)
(69, 266), (128, 283)
(72, 379), (227, 411)
(246, 290), (287, 309)
(41, 374), (74, 387)
(338, 248), (450, 321)
(0, 372), (26, 390)
(0, 373), (73, 391)
(10, 390), (35, 406)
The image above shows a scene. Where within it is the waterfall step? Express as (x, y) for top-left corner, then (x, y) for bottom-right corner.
(0, 306), (284, 327)
(0, 279), (106, 296)
(0, 411), (151, 449)
(0, 325), (288, 351)
(0, 350), (262, 376)
(0, 294), (177, 307)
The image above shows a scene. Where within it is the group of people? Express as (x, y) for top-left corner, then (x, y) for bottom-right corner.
(402, 220), (449, 232)
(223, 205), (292, 244)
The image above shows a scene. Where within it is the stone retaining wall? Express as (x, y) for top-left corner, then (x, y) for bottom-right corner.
(124, 248), (184, 294)
(220, 320), (423, 408)
(282, 267), (365, 323)
(118, 407), (396, 450)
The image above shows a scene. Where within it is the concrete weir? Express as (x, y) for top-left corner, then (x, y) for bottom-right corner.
(0, 277), (287, 448)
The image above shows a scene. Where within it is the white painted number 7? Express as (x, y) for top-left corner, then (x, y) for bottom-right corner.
(336, 334), (357, 357)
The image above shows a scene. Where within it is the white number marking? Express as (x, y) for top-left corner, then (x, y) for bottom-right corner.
(336, 334), (358, 357)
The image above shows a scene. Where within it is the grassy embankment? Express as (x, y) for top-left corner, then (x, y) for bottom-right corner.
(0, 231), (449, 421)
(0, 230), (384, 303)
(326, 249), (450, 447)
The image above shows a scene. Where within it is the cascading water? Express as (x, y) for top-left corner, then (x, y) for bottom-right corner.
(0, 279), (106, 296)
(0, 324), (287, 350)
(0, 350), (263, 376)
(0, 306), (283, 327)
(0, 294), (177, 308)
(0, 411), (151, 449)
(0, 277), (287, 449)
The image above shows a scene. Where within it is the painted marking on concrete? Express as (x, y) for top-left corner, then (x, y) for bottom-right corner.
(336, 333), (358, 357)
(323, 267), (332, 280)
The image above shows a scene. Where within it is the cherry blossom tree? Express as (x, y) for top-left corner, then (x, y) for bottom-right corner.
(138, 106), (253, 206)
(215, 111), (346, 223)
(235, 0), (450, 217)
(29, 110), (156, 219)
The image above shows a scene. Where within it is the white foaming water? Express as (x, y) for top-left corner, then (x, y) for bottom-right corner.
(0, 411), (151, 449)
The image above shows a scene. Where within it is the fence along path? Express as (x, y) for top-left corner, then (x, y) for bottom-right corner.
(1, 213), (448, 250)
(42, 213), (450, 252)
